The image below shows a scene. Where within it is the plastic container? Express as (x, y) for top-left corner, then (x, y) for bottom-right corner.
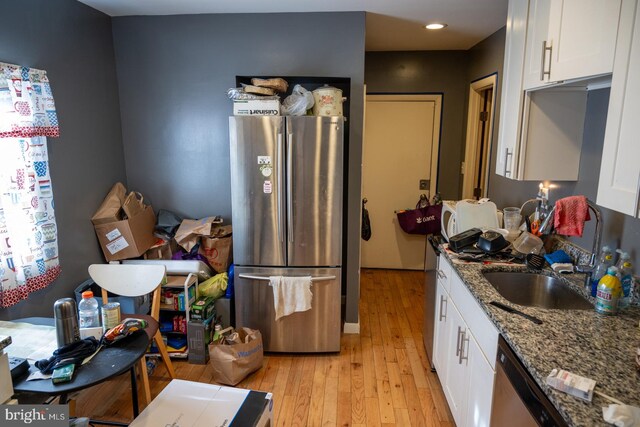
(512, 231), (543, 255)
(615, 250), (634, 308)
(590, 246), (615, 296)
(595, 266), (622, 315)
(503, 207), (522, 232)
(78, 291), (100, 328)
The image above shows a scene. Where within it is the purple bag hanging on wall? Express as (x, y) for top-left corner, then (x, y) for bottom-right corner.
(396, 196), (442, 235)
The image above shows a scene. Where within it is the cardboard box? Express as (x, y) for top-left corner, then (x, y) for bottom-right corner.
(233, 99), (280, 116)
(129, 379), (273, 427)
(94, 205), (157, 262)
(187, 321), (210, 365)
(190, 296), (216, 321)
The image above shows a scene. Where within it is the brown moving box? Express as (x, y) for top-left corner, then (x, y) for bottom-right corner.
(91, 182), (126, 225)
(94, 205), (157, 262)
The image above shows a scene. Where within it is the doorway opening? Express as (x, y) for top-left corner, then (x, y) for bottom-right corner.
(461, 74), (497, 200)
(361, 94), (442, 270)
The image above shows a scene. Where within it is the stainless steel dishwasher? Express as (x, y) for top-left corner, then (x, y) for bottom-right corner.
(491, 336), (568, 427)
(423, 235), (442, 370)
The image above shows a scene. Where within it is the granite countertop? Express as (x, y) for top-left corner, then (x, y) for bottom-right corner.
(441, 248), (640, 427)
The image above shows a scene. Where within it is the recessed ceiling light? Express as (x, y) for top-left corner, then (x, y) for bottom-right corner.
(425, 23), (447, 30)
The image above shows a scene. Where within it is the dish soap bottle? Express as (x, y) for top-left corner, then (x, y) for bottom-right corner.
(590, 246), (615, 296)
(615, 250), (634, 308)
(595, 266), (622, 315)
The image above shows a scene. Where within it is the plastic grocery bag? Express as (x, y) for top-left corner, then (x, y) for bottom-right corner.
(199, 272), (228, 299)
(281, 84), (314, 116)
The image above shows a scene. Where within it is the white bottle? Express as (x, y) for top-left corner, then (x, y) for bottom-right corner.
(78, 290), (100, 328)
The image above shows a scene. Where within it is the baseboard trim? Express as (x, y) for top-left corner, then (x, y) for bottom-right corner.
(343, 322), (360, 334)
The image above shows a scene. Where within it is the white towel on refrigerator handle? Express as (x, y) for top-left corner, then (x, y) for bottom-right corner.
(269, 276), (313, 321)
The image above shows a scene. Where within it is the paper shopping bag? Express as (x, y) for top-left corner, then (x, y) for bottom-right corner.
(210, 328), (263, 386)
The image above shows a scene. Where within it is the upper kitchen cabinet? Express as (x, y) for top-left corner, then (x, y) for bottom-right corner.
(497, 0), (622, 181)
(495, 0), (529, 179)
(597, 0), (640, 216)
(523, 0), (622, 90)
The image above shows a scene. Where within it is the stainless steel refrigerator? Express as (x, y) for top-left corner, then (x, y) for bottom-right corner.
(229, 115), (343, 352)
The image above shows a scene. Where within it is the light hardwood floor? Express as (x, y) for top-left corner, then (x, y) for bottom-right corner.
(73, 269), (453, 426)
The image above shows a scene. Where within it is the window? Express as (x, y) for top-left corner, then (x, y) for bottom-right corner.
(0, 62), (60, 307)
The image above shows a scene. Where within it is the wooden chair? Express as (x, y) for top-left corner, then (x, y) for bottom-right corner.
(88, 264), (177, 405)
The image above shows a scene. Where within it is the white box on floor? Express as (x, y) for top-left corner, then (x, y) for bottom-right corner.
(129, 379), (272, 427)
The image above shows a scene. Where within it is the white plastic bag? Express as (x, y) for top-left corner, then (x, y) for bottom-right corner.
(281, 84), (314, 116)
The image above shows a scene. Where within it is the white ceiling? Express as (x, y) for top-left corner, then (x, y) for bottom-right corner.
(77, 0), (508, 51)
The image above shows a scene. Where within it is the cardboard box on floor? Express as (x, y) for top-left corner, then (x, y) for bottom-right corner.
(92, 183), (157, 262)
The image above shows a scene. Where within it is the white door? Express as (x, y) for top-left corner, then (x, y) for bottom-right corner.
(361, 95), (441, 269)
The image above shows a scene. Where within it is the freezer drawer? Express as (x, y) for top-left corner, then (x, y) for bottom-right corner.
(234, 266), (341, 352)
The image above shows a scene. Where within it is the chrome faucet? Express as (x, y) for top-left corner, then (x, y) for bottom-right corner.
(539, 199), (603, 287)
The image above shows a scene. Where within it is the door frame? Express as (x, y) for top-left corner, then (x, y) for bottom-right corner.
(364, 94), (442, 199)
(462, 74), (497, 199)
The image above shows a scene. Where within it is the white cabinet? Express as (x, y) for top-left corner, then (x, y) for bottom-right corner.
(442, 302), (468, 426)
(523, 0), (622, 90)
(522, 0), (553, 90)
(432, 256), (499, 427)
(496, 0), (529, 179)
(497, 0), (619, 181)
(433, 262), (451, 374)
(466, 334), (495, 427)
(597, 0), (640, 216)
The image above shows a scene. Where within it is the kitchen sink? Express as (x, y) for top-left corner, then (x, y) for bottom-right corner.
(483, 271), (593, 310)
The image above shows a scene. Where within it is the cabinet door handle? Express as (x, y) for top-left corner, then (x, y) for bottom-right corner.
(455, 326), (462, 357)
(439, 295), (447, 322)
(540, 40), (552, 81)
(459, 331), (470, 364)
(504, 148), (513, 177)
(436, 269), (447, 280)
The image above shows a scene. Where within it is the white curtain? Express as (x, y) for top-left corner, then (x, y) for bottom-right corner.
(0, 62), (60, 307)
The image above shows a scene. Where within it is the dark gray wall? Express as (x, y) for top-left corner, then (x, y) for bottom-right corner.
(111, 12), (366, 325)
(0, 0), (126, 319)
(365, 51), (470, 200)
(471, 27), (640, 266)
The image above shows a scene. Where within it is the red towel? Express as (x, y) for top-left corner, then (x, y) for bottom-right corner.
(554, 196), (591, 237)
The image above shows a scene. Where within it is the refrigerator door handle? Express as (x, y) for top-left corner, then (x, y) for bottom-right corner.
(238, 274), (336, 282)
(277, 132), (284, 243)
(287, 132), (294, 243)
